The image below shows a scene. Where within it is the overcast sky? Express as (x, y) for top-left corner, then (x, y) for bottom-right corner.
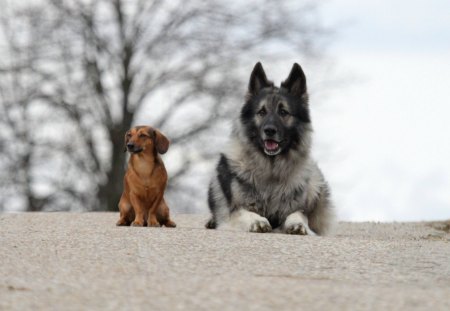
(311, 0), (450, 221)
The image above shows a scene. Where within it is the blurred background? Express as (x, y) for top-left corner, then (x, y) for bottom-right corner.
(0, 0), (448, 221)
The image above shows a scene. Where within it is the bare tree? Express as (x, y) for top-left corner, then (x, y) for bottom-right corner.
(0, 6), (95, 211)
(0, 0), (331, 212)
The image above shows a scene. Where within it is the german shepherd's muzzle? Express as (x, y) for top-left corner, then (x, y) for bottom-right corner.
(259, 111), (286, 156)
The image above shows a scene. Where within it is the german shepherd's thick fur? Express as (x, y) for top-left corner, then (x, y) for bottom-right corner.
(206, 62), (334, 235)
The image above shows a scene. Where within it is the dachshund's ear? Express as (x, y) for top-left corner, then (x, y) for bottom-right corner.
(154, 129), (170, 154)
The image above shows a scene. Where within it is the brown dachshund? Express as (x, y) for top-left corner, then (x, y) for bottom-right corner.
(116, 126), (176, 228)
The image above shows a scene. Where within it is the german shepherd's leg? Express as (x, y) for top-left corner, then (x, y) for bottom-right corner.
(283, 211), (316, 236)
(307, 184), (335, 236)
(157, 198), (176, 228)
(207, 171), (271, 233)
(116, 193), (134, 226)
(228, 209), (272, 233)
(129, 195), (146, 227)
(205, 178), (229, 229)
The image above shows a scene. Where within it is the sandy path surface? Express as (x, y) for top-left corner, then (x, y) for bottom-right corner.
(1, 213), (449, 310)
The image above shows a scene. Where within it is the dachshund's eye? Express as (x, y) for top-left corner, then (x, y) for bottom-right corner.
(257, 107), (267, 117)
(126, 133), (131, 137)
(139, 133), (146, 138)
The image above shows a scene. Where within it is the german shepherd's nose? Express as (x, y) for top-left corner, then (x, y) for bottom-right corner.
(263, 125), (277, 137)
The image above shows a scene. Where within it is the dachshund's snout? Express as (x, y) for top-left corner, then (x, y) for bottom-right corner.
(126, 142), (143, 154)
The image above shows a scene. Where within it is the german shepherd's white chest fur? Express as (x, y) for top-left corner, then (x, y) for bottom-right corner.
(227, 137), (326, 227)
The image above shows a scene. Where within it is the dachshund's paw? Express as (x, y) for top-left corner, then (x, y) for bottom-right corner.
(164, 220), (176, 228)
(116, 219), (130, 226)
(131, 220), (145, 227)
(148, 220), (161, 227)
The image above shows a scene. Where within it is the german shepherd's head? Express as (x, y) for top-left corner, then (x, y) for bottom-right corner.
(240, 62), (311, 157)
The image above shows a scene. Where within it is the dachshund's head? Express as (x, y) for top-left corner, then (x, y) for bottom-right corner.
(124, 126), (170, 155)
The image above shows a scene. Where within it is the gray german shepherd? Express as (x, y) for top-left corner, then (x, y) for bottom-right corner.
(206, 62), (334, 235)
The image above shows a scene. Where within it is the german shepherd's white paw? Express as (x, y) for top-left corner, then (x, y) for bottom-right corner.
(249, 219), (272, 233)
(283, 211), (317, 236)
(285, 222), (308, 235)
(227, 209), (272, 233)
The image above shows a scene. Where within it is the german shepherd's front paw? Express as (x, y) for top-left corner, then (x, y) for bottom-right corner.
(283, 211), (316, 236)
(227, 210), (272, 233)
(285, 222), (307, 235)
(249, 219), (272, 233)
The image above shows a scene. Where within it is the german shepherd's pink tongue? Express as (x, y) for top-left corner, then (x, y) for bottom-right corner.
(264, 140), (279, 151)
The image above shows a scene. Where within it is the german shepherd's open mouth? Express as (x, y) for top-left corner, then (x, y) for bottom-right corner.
(263, 139), (282, 156)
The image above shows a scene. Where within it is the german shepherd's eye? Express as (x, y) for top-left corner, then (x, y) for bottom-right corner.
(257, 107), (267, 117)
(279, 107), (289, 117)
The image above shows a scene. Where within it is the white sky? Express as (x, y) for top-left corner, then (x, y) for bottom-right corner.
(312, 0), (450, 221)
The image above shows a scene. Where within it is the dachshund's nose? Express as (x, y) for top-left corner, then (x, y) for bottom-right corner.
(127, 143), (135, 150)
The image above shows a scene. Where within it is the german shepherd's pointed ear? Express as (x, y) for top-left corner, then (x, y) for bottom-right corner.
(152, 129), (170, 154)
(248, 62), (274, 96)
(281, 63), (307, 98)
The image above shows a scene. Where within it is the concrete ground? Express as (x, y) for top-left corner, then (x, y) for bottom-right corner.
(1, 213), (449, 311)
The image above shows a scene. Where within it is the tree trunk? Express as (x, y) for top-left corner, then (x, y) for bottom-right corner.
(97, 41), (134, 211)
(97, 125), (129, 211)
